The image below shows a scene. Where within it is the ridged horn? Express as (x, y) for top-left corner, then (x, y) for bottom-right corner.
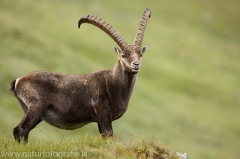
(133, 8), (151, 47)
(78, 15), (128, 50)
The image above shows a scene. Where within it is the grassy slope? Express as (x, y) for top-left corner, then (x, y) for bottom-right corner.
(0, 134), (180, 159)
(0, 0), (240, 158)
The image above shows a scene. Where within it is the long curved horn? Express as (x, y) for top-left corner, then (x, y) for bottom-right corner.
(133, 8), (151, 47)
(78, 15), (128, 50)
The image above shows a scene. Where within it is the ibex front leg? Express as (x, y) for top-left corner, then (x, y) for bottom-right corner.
(97, 110), (113, 138)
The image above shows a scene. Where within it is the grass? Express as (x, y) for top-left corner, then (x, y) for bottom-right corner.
(0, 0), (240, 158)
(0, 134), (180, 159)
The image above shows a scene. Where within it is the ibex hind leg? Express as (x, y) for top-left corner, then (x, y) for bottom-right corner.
(13, 102), (44, 143)
(13, 116), (42, 143)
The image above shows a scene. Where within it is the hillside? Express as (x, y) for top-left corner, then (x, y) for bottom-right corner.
(0, 134), (182, 159)
(0, 0), (240, 158)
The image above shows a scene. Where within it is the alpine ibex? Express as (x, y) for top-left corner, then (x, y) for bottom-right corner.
(10, 8), (151, 142)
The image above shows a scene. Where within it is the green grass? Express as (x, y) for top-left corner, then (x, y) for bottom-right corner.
(0, 0), (240, 158)
(0, 134), (180, 159)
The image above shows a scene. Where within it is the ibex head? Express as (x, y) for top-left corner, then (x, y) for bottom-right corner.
(78, 8), (151, 73)
(113, 45), (147, 73)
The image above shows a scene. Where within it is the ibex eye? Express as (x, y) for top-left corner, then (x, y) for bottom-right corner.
(122, 55), (126, 58)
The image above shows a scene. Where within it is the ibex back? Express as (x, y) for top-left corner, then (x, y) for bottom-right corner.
(10, 8), (151, 143)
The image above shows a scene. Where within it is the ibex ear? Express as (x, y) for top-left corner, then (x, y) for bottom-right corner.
(113, 46), (120, 56)
(141, 46), (147, 54)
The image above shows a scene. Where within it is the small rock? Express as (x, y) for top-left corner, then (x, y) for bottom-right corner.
(176, 152), (188, 159)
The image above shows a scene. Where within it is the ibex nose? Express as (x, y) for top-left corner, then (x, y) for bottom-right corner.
(133, 62), (140, 66)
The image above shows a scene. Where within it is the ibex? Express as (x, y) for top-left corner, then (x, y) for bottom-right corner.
(10, 8), (151, 142)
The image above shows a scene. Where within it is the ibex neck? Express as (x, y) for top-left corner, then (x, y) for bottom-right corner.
(112, 60), (138, 97)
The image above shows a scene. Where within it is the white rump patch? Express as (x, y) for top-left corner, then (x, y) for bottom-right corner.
(15, 78), (20, 89)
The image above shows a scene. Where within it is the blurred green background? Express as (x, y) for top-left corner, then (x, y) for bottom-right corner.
(0, 0), (239, 158)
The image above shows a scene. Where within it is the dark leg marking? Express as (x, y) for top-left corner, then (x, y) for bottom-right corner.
(13, 104), (44, 143)
(97, 111), (113, 138)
